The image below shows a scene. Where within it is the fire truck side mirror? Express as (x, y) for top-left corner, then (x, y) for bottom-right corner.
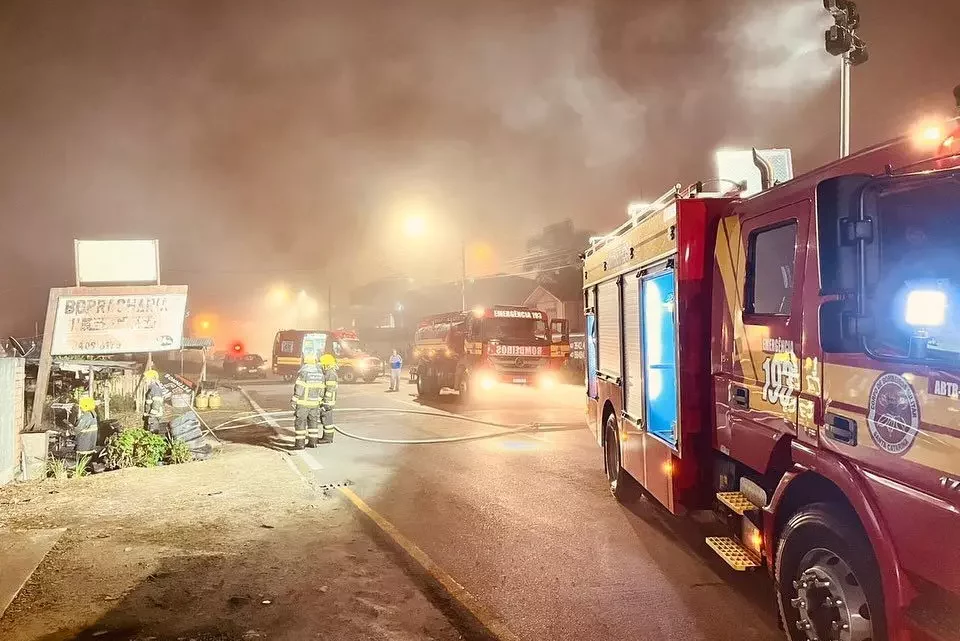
(551, 319), (569, 343)
(816, 174), (873, 296)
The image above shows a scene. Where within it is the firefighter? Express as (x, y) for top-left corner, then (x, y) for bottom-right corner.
(291, 353), (325, 449)
(75, 395), (99, 458)
(142, 369), (165, 432)
(318, 353), (339, 444)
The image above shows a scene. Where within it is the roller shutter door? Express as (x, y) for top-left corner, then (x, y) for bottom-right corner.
(597, 279), (621, 378)
(622, 270), (643, 419)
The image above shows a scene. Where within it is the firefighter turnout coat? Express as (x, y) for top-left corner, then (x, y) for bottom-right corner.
(291, 362), (325, 447)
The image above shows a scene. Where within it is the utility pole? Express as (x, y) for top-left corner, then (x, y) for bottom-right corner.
(823, 0), (868, 158)
(327, 284), (333, 328)
(460, 238), (467, 312)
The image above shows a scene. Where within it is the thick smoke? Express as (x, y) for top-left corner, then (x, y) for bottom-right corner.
(0, 0), (956, 339)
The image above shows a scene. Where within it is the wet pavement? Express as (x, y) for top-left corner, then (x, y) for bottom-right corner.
(242, 377), (782, 641)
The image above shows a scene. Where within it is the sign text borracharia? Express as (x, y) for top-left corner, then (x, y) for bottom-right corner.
(51, 293), (188, 355)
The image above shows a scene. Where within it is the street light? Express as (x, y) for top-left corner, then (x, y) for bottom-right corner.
(404, 215), (427, 238)
(823, 0), (868, 158)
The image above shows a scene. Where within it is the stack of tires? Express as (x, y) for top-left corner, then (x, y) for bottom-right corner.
(169, 411), (213, 460)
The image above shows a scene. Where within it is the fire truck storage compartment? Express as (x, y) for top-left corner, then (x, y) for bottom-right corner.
(596, 279), (621, 379)
(621, 269), (643, 421)
(640, 267), (678, 446)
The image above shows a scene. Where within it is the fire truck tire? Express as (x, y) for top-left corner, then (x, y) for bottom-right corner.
(603, 414), (639, 503)
(775, 503), (886, 641)
(340, 367), (356, 384)
(417, 370), (439, 398)
(457, 377), (472, 403)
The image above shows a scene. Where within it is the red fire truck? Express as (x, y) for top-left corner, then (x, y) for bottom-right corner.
(413, 305), (568, 399)
(584, 111), (960, 640)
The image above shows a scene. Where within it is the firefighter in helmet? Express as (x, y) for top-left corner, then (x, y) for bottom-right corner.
(142, 369), (165, 431)
(318, 353), (338, 444)
(291, 353), (325, 449)
(75, 395), (99, 458)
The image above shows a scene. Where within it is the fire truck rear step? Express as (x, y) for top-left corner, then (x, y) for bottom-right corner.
(705, 536), (761, 571)
(716, 491), (755, 515)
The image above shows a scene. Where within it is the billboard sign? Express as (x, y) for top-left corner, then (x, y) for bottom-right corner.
(50, 288), (188, 355)
(74, 239), (160, 286)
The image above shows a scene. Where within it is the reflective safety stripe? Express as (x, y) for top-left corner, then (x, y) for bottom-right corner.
(323, 426), (336, 434)
(79, 427), (98, 434)
(294, 398), (320, 407)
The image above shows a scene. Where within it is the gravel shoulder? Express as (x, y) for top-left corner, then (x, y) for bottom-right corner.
(0, 439), (462, 641)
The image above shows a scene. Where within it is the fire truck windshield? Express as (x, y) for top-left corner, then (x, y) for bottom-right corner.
(866, 175), (960, 362)
(483, 318), (549, 342)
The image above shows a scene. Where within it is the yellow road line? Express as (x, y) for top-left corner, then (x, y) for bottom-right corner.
(338, 486), (523, 641)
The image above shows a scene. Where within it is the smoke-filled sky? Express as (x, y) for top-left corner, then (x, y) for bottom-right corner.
(0, 0), (957, 338)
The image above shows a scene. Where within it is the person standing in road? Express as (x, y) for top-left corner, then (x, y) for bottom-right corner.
(318, 354), (339, 444)
(291, 353), (325, 449)
(142, 369), (165, 432)
(387, 348), (402, 392)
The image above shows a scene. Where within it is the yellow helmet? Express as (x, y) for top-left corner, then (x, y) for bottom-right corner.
(143, 369), (159, 381)
(319, 354), (337, 369)
(303, 353), (318, 365)
(78, 396), (96, 412)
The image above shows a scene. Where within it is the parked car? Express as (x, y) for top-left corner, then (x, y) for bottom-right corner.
(223, 354), (268, 379)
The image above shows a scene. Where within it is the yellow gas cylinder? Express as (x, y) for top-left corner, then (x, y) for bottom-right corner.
(195, 393), (209, 410)
(207, 392), (222, 410)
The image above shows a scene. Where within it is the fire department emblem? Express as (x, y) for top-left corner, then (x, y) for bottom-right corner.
(867, 373), (920, 455)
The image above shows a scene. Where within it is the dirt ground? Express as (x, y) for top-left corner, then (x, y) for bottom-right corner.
(0, 435), (463, 641)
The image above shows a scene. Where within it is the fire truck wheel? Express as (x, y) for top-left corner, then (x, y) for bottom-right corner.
(340, 367), (356, 384)
(603, 414), (638, 503)
(417, 370), (438, 398)
(457, 376), (471, 403)
(775, 503), (886, 641)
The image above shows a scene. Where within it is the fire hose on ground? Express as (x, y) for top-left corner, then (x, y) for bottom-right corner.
(210, 407), (584, 445)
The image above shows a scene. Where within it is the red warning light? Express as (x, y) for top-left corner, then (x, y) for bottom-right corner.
(231, 341), (244, 354)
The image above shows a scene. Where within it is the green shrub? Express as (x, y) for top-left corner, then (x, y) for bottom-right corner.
(47, 458), (69, 480)
(167, 438), (193, 464)
(72, 454), (92, 478)
(103, 427), (169, 469)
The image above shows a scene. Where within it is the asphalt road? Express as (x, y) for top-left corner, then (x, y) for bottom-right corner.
(236, 376), (782, 641)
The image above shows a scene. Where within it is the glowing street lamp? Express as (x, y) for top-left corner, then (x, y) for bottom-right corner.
(403, 214), (428, 238)
(403, 214), (467, 312)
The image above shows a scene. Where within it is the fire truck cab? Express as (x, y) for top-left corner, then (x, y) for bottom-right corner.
(584, 118), (960, 641)
(413, 305), (569, 400)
